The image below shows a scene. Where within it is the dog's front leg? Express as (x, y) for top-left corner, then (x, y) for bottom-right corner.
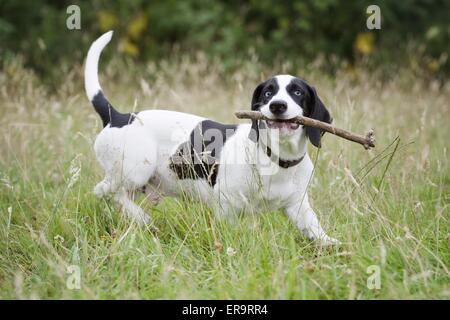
(284, 197), (339, 246)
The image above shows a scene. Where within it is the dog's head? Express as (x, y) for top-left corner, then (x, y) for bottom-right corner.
(249, 75), (332, 147)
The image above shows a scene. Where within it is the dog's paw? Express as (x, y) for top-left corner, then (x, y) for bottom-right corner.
(93, 181), (110, 198)
(316, 235), (341, 247)
(137, 213), (151, 226)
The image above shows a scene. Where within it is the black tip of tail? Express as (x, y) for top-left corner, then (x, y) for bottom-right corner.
(91, 91), (135, 128)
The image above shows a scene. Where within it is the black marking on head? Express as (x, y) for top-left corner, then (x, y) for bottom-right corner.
(251, 78), (280, 111)
(285, 78), (310, 110)
(169, 120), (237, 186)
(249, 78), (279, 142)
(92, 91), (135, 128)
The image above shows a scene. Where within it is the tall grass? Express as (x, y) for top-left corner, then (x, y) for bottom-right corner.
(0, 56), (448, 299)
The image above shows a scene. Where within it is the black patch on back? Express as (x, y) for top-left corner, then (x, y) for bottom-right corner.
(169, 120), (237, 186)
(92, 91), (135, 128)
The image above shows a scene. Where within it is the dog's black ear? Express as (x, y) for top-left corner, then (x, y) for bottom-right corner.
(248, 81), (266, 142)
(305, 85), (332, 148)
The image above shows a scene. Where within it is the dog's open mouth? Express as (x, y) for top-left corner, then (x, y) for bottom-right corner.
(266, 120), (300, 130)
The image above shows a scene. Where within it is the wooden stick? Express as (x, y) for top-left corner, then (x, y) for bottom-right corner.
(235, 110), (375, 150)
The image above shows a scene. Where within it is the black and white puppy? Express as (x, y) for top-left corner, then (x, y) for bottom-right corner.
(85, 31), (338, 245)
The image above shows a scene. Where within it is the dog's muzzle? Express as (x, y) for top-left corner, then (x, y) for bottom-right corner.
(269, 100), (287, 115)
(266, 100), (300, 131)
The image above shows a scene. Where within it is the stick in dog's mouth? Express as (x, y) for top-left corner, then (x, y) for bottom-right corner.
(235, 110), (375, 150)
(265, 118), (299, 122)
(266, 120), (300, 130)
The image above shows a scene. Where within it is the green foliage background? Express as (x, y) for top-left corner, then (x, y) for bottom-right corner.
(1, 0), (449, 78)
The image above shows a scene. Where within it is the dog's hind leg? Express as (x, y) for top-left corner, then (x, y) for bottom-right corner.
(93, 177), (117, 198)
(113, 188), (150, 226)
(93, 176), (151, 225)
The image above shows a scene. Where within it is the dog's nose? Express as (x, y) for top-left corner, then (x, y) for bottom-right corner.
(269, 101), (287, 115)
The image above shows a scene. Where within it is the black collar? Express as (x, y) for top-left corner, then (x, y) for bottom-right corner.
(259, 141), (305, 169)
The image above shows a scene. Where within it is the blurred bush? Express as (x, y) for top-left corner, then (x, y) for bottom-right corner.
(0, 0), (449, 79)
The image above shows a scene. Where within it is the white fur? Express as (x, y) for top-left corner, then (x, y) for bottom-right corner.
(85, 30), (113, 100)
(85, 32), (338, 245)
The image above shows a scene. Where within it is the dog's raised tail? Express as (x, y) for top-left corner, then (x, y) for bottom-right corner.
(84, 30), (119, 127)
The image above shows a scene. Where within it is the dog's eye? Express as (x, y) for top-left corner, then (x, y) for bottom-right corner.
(293, 90), (302, 96)
(264, 91), (272, 97)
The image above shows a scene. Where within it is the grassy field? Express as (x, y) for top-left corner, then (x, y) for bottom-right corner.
(0, 57), (448, 299)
